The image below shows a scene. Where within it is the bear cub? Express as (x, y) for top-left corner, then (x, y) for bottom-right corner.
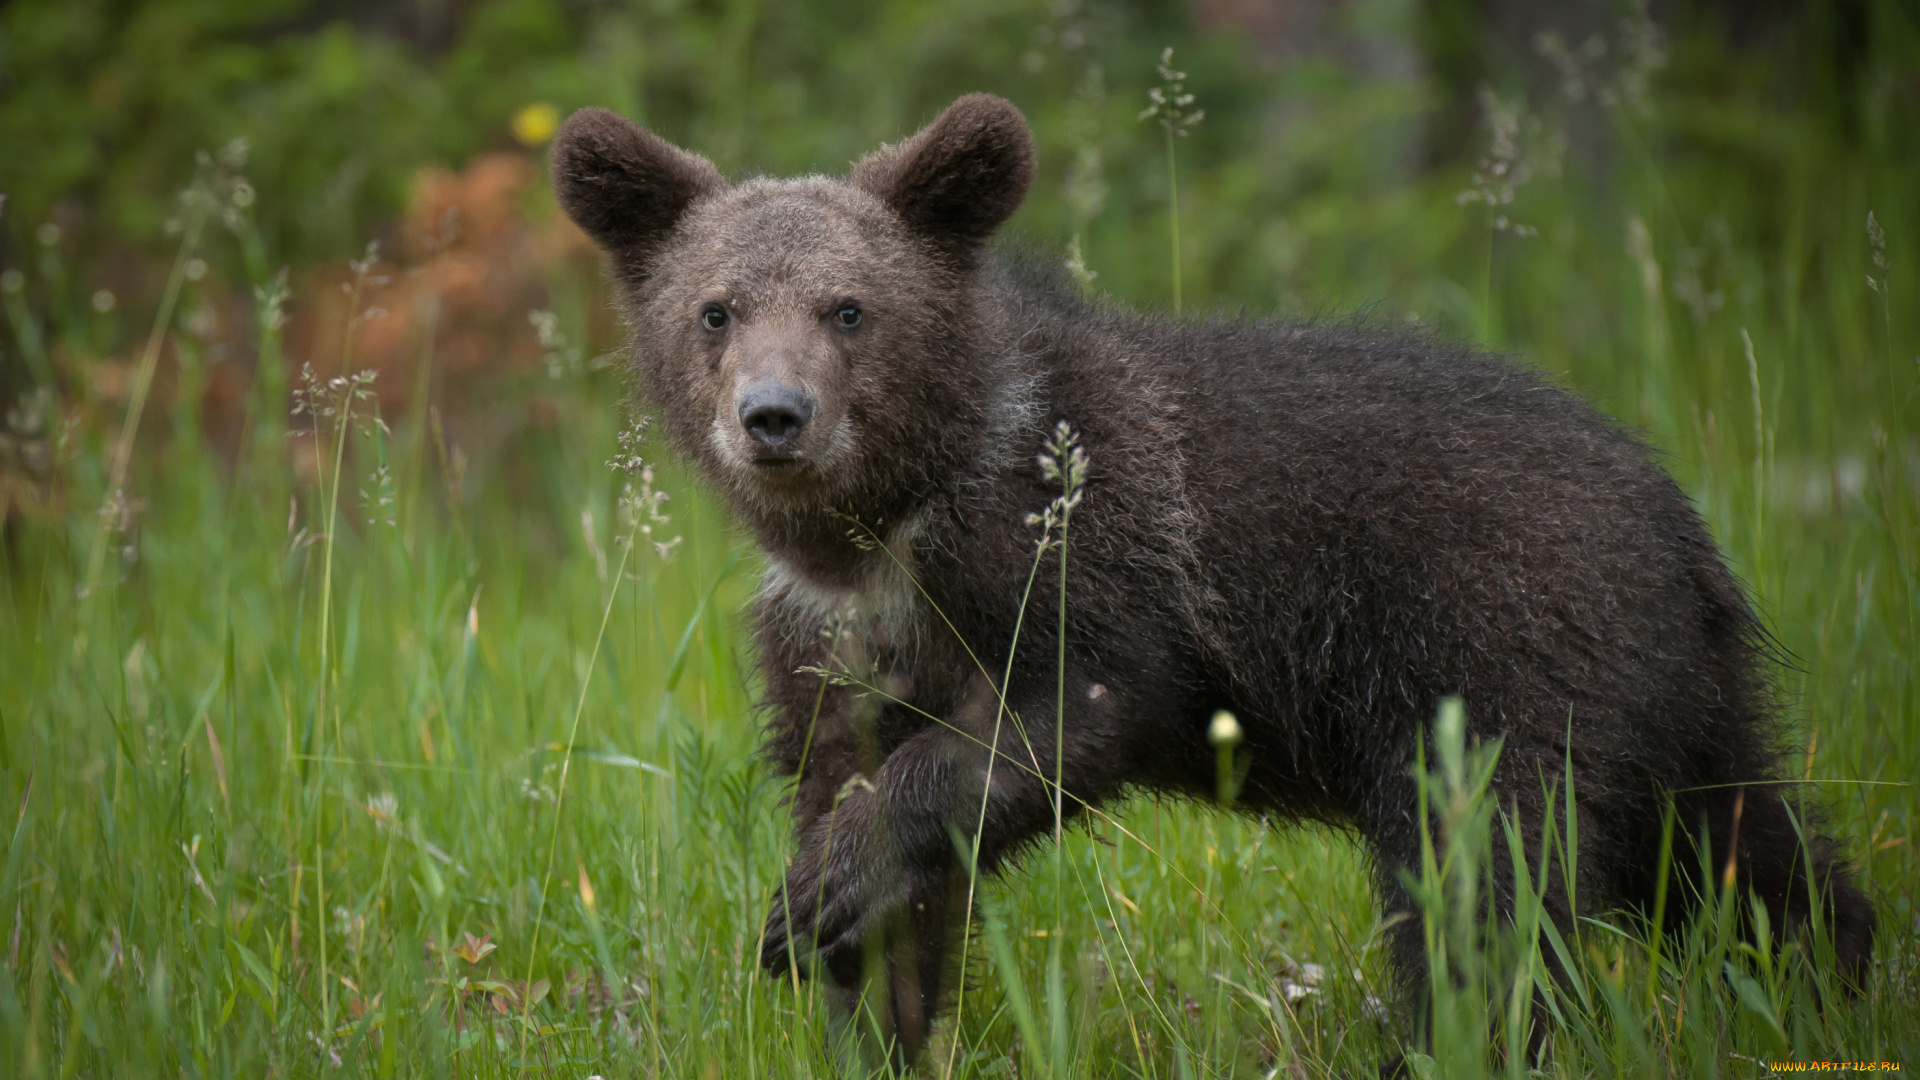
(551, 94), (1874, 1061)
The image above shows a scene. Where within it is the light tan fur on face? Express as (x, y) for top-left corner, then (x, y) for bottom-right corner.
(704, 309), (857, 470)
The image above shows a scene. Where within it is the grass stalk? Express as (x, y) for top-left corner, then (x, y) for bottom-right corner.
(76, 195), (207, 622)
(1050, 480), (1070, 1078)
(519, 506), (635, 1058)
(1165, 128), (1182, 315)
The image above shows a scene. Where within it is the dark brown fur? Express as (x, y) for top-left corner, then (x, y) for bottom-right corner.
(552, 95), (1874, 1063)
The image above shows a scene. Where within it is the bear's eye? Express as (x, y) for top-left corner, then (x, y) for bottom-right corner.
(701, 305), (729, 331)
(834, 304), (861, 329)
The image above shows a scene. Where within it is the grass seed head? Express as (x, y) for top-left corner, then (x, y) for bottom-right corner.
(1139, 47), (1203, 136)
(1026, 419), (1088, 542)
(1456, 89), (1539, 237)
(1867, 211), (1890, 293)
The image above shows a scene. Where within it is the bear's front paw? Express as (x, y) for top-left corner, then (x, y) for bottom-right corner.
(759, 793), (914, 987)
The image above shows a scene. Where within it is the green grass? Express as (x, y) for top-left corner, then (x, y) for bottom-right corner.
(2, 4), (1917, 1076)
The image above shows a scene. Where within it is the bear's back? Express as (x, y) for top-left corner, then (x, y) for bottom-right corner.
(984, 259), (1754, 747)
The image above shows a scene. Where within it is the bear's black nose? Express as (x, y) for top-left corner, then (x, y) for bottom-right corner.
(737, 383), (816, 451)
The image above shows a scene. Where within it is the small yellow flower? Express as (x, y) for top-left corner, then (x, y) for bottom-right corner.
(511, 103), (561, 147)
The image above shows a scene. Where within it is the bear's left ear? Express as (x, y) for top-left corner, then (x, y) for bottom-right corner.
(853, 94), (1035, 258)
(551, 107), (724, 277)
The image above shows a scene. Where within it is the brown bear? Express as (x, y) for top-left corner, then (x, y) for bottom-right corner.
(550, 94), (1874, 1063)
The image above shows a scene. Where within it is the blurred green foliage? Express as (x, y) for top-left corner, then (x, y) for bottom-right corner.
(3, 0), (1915, 436)
(2, 0), (1180, 268)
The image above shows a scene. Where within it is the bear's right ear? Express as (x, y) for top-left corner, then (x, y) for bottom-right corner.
(550, 108), (724, 274)
(852, 94), (1035, 260)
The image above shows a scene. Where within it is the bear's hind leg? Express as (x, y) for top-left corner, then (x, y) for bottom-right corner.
(1363, 764), (1575, 1068)
(1667, 786), (1875, 992)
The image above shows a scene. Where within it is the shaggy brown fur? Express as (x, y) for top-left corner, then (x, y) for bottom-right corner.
(552, 95), (1874, 1064)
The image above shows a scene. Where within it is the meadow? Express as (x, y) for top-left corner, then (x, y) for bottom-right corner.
(0, 1), (1915, 1076)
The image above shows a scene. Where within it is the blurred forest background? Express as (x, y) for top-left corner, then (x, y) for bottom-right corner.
(1, 0), (1915, 484)
(3, 0), (1912, 455)
(0, 0), (1915, 1076)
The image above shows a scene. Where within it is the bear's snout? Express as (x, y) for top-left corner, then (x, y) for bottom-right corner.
(737, 381), (817, 455)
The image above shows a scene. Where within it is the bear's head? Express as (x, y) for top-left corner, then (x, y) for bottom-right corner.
(551, 95), (1035, 534)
